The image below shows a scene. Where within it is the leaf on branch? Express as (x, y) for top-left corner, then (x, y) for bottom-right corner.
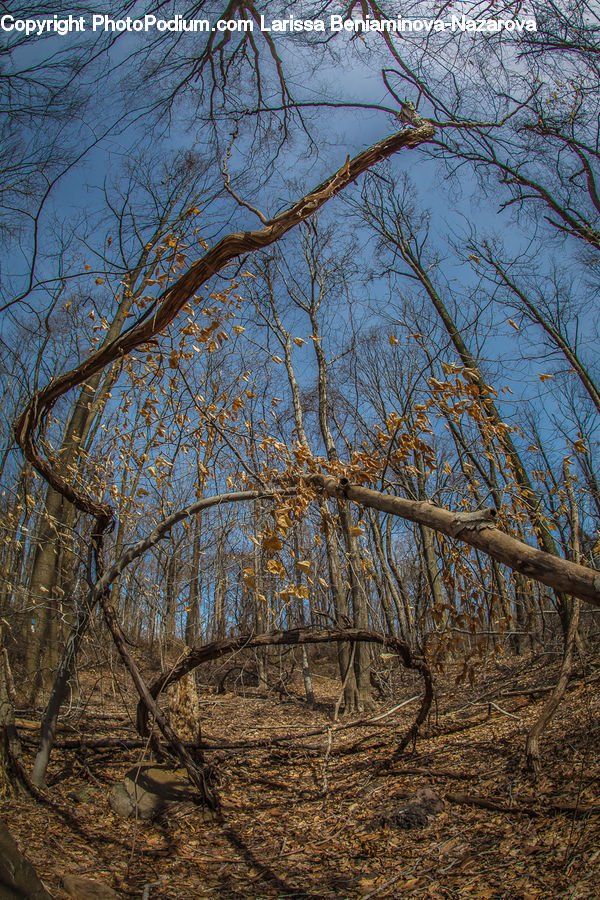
(262, 534), (283, 552)
(267, 558), (285, 575)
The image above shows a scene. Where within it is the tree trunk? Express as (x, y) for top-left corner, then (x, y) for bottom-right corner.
(0, 630), (28, 798)
(339, 501), (373, 711)
(98, 589), (219, 808)
(30, 599), (91, 787)
(384, 516), (416, 645)
(300, 645), (316, 707)
(185, 512), (203, 646)
(320, 497), (360, 713)
(382, 234), (574, 636)
(526, 459), (583, 774)
(24, 301), (140, 701)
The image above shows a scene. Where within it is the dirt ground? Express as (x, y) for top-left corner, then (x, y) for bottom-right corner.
(5, 647), (600, 899)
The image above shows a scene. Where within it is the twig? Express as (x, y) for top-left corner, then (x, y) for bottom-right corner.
(487, 701), (523, 721)
(368, 695), (420, 722)
(321, 728), (333, 794)
(220, 123), (269, 225)
(360, 870), (404, 899)
(384, 766), (473, 780)
(142, 877), (167, 900)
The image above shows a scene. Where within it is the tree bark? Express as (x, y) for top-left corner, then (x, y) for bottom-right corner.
(526, 460), (583, 774)
(307, 475), (600, 608)
(0, 630), (29, 798)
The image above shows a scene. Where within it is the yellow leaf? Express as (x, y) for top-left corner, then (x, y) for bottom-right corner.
(389, 334), (398, 346)
(234, 325), (246, 334)
(262, 534), (283, 552)
(349, 526), (364, 537)
(95, 277), (105, 285)
(293, 337), (306, 346)
(539, 373), (554, 382)
(243, 568), (256, 589)
(297, 560), (311, 573)
(508, 318), (520, 331)
(267, 558), (285, 576)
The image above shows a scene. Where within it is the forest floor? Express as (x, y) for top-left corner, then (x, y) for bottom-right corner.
(5, 644), (600, 899)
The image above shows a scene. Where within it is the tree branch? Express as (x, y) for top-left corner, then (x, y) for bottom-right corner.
(307, 475), (600, 608)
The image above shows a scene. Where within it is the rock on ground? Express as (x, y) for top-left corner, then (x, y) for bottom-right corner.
(0, 817), (53, 899)
(63, 874), (119, 899)
(392, 786), (445, 830)
(109, 763), (213, 821)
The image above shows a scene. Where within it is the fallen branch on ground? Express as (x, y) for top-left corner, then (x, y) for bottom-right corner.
(445, 792), (599, 818)
(137, 628), (433, 759)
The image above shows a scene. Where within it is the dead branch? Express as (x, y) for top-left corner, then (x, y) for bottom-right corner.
(24, 697), (420, 754)
(306, 475), (600, 608)
(137, 627), (433, 759)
